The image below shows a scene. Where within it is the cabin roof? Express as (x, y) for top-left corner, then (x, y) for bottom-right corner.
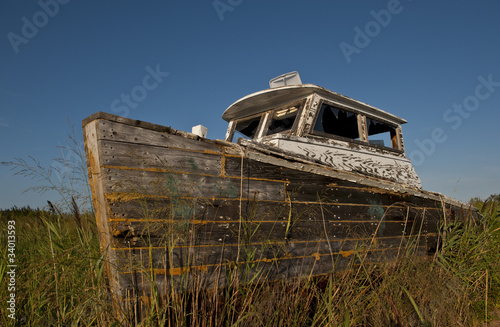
(222, 84), (407, 125)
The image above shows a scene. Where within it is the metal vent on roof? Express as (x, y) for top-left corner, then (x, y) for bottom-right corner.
(269, 71), (302, 88)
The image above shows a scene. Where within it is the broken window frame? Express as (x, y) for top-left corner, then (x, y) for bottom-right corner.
(231, 113), (266, 141)
(365, 116), (400, 150)
(225, 100), (305, 142)
(309, 99), (404, 153)
(310, 101), (362, 142)
(261, 100), (305, 137)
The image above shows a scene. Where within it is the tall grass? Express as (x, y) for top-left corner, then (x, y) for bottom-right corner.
(437, 195), (500, 324)
(1, 195), (499, 326)
(0, 206), (116, 326)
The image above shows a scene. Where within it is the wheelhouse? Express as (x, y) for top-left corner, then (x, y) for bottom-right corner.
(223, 84), (407, 155)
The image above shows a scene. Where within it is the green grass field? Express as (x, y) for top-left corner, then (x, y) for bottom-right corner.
(1, 195), (499, 326)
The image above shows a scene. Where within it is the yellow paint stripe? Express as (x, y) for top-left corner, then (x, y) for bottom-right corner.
(104, 191), (439, 210)
(103, 165), (215, 177)
(223, 153), (243, 158)
(165, 147), (222, 155)
(118, 245), (427, 276)
(103, 164), (287, 184)
(111, 142), (223, 155)
(227, 175), (287, 183)
(340, 250), (355, 258)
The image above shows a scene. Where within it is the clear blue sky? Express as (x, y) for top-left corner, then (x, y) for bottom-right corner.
(1, 0), (499, 209)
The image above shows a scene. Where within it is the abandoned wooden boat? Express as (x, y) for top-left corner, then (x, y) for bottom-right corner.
(83, 72), (475, 319)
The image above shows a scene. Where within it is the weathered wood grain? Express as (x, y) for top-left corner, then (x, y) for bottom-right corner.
(103, 168), (285, 201)
(112, 242), (428, 300)
(83, 120), (124, 313)
(108, 218), (425, 244)
(94, 119), (223, 153)
(112, 235), (428, 271)
(100, 140), (223, 176)
(105, 196), (435, 222)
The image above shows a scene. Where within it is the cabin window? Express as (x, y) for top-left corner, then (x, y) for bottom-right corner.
(313, 104), (359, 140)
(266, 105), (299, 135)
(234, 116), (262, 139)
(366, 118), (398, 149)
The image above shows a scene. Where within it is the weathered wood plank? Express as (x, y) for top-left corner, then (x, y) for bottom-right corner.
(224, 155), (296, 181)
(83, 120), (124, 311)
(108, 215), (428, 247)
(100, 140), (223, 176)
(104, 168), (286, 201)
(225, 154), (444, 208)
(106, 197), (440, 223)
(112, 235), (428, 271)
(111, 243), (428, 301)
(95, 119), (224, 153)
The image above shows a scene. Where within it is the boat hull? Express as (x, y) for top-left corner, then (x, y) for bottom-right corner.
(82, 112), (474, 319)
